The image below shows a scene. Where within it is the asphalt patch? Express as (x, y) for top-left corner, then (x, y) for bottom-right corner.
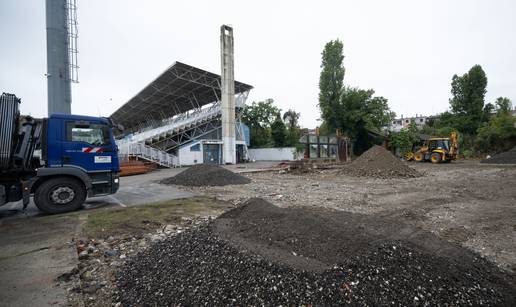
(115, 198), (516, 305)
(159, 164), (251, 186)
(344, 145), (421, 179)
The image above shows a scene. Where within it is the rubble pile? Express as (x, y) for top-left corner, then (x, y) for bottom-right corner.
(285, 160), (343, 175)
(481, 146), (516, 164)
(160, 164), (251, 186)
(62, 217), (210, 306)
(344, 145), (421, 178)
(115, 198), (516, 305)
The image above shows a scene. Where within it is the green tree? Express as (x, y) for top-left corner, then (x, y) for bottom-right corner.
(449, 65), (488, 135)
(242, 99), (281, 148)
(495, 97), (512, 114)
(283, 109), (301, 146)
(339, 87), (395, 154)
(271, 114), (287, 147)
(476, 111), (516, 153)
(318, 39), (345, 131)
(482, 103), (495, 122)
(317, 40), (394, 154)
(389, 121), (418, 156)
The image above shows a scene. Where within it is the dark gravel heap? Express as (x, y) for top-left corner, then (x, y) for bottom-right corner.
(159, 164), (251, 186)
(345, 145), (421, 178)
(115, 199), (516, 306)
(481, 147), (516, 164)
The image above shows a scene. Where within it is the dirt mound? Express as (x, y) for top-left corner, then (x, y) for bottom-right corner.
(159, 164), (251, 186)
(345, 145), (421, 178)
(115, 198), (516, 306)
(481, 147), (516, 164)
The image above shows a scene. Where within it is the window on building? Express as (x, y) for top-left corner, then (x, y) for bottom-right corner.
(329, 145), (338, 158)
(190, 144), (201, 152)
(405, 119), (409, 123)
(66, 122), (111, 146)
(420, 118), (424, 123)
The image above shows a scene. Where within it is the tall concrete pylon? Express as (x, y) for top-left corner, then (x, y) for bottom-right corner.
(46, 0), (72, 115)
(220, 25), (236, 164)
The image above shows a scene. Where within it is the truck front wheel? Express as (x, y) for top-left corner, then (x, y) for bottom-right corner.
(34, 177), (86, 214)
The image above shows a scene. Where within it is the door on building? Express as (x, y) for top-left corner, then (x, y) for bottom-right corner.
(203, 144), (221, 164)
(236, 144), (245, 163)
(337, 137), (350, 162)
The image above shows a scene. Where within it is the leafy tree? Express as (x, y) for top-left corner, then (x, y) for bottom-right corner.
(474, 97), (516, 153)
(449, 65), (488, 135)
(283, 109), (301, 146)
(242, 99), (281, 148)
(476, 111), (516, 153)
(271, 114), (287, 147)
(317, 40), (395, 154)
(389, 121), (419, 156)
(482, 103), (495, 122)
(339, 87), (395, 154)
(318, 39), (345, 131)
(495, 97), (512, 114)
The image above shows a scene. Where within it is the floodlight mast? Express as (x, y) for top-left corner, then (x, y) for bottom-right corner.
(46, 0), (78, 115)
(220, 25), (236, 164)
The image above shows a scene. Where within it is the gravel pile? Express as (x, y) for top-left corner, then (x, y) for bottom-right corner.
(344, 145), (421, 178)
(115, 199), (516, 306)
(481, 147), (516, 164)
(159, 164), (251, 186)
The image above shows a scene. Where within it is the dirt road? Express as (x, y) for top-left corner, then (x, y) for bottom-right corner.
(179, 161), (516, 272)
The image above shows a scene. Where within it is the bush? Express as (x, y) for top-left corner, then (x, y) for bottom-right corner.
(389, 126), (418, 156)
(475, 113), (516, 153)
(461, 149), (474, 159)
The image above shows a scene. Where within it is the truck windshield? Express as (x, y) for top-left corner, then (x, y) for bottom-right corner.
(66, 122), (111, 146)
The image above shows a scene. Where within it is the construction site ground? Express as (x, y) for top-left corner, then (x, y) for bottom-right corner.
(0, 160), (515, 306)
(182, 160), (516, 273)
(0, 162), (275, 306)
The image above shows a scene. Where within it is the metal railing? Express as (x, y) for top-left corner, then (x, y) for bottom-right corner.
(118, 142), (179, 168)
(119, 102), (222, 145)
(120, 96), (246, 145)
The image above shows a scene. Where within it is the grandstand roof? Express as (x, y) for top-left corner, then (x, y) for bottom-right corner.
(110, 61), (253, 132)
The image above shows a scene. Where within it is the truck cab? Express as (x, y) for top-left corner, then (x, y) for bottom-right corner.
(28, 114), (120, 213)
(0, 94), (120, 214)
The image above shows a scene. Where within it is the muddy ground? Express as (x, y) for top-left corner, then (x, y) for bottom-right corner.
(178, 161), (516, 273)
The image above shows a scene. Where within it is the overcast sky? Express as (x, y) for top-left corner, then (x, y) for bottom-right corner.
(1, 0), (515, 128)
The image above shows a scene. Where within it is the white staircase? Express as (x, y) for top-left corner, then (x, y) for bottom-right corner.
(118, 142), (179, 167)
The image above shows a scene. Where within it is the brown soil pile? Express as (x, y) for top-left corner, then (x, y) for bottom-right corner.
(344, 145), (421, 178)
(481, 147), (516, 164)
(159, 164), (251, 186)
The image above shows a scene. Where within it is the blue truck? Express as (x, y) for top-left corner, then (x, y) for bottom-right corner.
(0, 93), (120, 214)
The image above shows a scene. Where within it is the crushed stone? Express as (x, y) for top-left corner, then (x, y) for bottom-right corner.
(115, 198), (516, 306)
(159, 164), (251, 186)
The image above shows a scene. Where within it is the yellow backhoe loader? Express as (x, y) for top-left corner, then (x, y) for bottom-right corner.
(409, 132), (458, 163)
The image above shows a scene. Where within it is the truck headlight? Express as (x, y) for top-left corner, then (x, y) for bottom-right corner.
(114, 178), (119, 183)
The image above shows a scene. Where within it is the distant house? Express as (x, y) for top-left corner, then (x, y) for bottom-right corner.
(388, 114), (436, 132)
